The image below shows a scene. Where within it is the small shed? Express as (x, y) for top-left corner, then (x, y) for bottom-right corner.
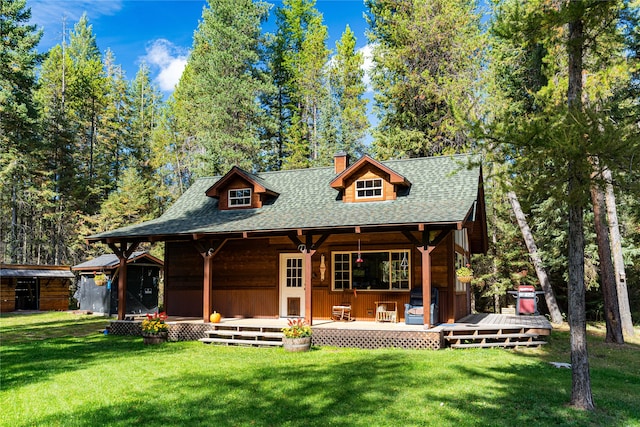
(72, 252), (163, 315)
(0, 265), (75, 312)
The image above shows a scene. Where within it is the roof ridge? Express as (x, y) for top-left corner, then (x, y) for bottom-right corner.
(193, 153), (475, 181)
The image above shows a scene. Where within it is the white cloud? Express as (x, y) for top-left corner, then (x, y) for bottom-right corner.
(142, 39), (188, 92)
(28, 0), (123, 47)
(358, 44), (374, 93)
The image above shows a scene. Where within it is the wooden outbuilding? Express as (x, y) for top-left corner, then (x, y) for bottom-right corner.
(0, 264), (75, 312)
(72, 252), (163, 316)
(87, 153), (488, 328)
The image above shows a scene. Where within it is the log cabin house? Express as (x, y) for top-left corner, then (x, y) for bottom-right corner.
(87, 153), (488, 329)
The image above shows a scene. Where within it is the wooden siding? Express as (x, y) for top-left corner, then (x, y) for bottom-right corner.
(164, 229), (466, 324)
(0, 277), (16, 312)
(0, 276), (69, 312)
(342, 164), (396, 203)
(165, 241), (204, 317)
(38, 278), (70, 311)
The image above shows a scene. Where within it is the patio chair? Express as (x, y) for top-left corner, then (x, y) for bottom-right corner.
(404, 287), (439, 325)
(332, 303), (353, 321)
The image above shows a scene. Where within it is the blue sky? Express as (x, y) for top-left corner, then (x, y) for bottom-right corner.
(28, 0), (371, 92)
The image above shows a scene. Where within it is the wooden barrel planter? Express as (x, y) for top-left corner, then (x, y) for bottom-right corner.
(142, 332), (168, 345)
(282, 337), (311, 352)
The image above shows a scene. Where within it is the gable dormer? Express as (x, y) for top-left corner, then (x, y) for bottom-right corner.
(205, 166), (279, 210)
(330, 155), (411, 203)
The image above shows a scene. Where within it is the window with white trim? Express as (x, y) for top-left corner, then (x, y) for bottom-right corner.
(228, 188), (251, 207)
(332, 250), (410, 291)
(355, 178), (383, 199)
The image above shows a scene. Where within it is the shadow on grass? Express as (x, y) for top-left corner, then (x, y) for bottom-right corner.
(0, 334), (146, 390)
(20, 344), (640, 427)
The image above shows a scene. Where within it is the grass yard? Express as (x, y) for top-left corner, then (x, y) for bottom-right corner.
(1, 312), (639, 427)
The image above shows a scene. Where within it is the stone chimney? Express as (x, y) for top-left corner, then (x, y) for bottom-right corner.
(334, 151), (350, 174)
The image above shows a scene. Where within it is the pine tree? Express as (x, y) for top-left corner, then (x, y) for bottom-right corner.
(130, 62), (162, 181)
(365, 0), (484, 159)
(269, 0), (330, 169)
(66, 14), (107, 210)
(327, 25), (369, 160)
(0, 0), (43, 263)
(173, 0), (272, 176)
(487, 0), (640, 410)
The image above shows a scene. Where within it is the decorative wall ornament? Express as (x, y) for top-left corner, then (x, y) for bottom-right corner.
(320, 254), (326, 281)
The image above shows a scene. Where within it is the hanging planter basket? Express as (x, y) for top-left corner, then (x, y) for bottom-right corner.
(94, 273), (107, 286)
(457, 275), (473, 283)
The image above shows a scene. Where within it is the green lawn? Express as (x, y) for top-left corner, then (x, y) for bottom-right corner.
(1, 312), (639, 427)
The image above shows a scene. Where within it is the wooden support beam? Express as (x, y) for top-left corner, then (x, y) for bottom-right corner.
(303, 249), (316, 325)
(287, 233), (303, 250)
(203, 254), (213, 322)
(107, 240), (141, 320)
(193, 239), (228, 322)
(402, 230), (421, 246)
(311, 233), (330, 250)
(418, 245), (436, 329)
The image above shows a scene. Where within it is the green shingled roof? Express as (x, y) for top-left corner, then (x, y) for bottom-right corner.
(89, 154), (481, 241)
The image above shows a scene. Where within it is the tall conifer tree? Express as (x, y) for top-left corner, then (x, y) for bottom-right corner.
(327, 25), (369, 160)
(487, 0), (640, 409)
(366, 0), (484, 159)
(173, 0), (272, 176)
(269, 0), (330, 169)
(0, 0), (43, 262)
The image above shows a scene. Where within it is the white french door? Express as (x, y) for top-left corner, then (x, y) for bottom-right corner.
(279, 253), (305, 318)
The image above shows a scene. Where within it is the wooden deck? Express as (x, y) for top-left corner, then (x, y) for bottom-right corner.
(436, 313), (552, 349)
(109, 313), (553, 349)
(437, 313), (552, 332)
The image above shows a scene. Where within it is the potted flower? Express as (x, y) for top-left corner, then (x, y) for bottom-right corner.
(281, 318), (312, 352)
(456, 264), (474, 283)
(141, 312), (169, 344)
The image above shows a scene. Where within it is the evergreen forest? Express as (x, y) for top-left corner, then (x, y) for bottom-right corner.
(2, 0), (639, 336)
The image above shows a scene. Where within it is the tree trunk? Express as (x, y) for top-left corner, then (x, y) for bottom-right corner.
(567, 9), (594, 411)
(507, 190), (564, 324)
(603, 167), (634, 337)
(589, 175), (624, 344)
(568, 180), (594, 410)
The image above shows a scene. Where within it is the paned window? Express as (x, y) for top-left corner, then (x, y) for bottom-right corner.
(286, 258), (303, 288)
(332, 250), (410, 291)
(228, 188), (251, 207)
(355, 178), (383, 199)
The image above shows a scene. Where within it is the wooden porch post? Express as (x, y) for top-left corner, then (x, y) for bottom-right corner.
(418, 245), (435, 329)
(194, 239), (227, 323)
(203, 254), (213, 322)
(108, 241), (140, 320)
(118, 256), (127, 320)
(304, 249), (316, 325)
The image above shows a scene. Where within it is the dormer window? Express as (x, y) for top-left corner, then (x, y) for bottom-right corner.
(356, 179), (383, 199)
(229, 188), (251, 207)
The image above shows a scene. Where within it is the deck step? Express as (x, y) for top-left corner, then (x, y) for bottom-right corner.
(204, 330), (284, 339)
(201, 325), (285, 347)
(199, 337), (283, 346)
(450, 340), (548, 349)
(444, 333), (538, 341)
